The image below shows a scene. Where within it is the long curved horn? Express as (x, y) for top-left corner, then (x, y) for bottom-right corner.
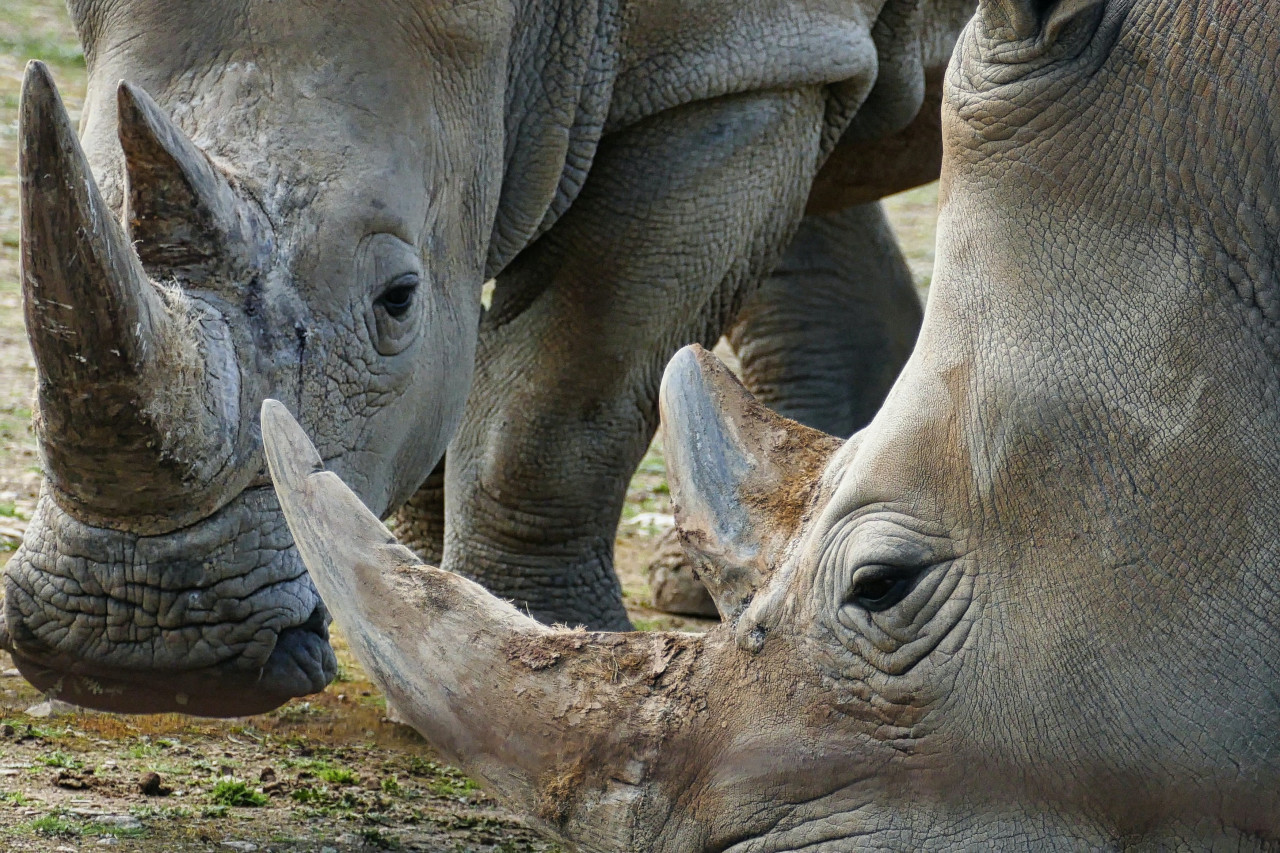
(21, 61), (238, 524)
(262, 400), (729, 848)
(117, 81), (271, 280)
(21, 61), (161, 388)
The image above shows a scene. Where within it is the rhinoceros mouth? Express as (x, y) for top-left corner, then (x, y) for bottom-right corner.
(0, 486), (337, 717)
(0, 601), (333, 717)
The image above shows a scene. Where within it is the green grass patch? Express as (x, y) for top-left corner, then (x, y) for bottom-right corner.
(29, 814), (79, 837)
(125, 737), (167, 759)
(359, 827), (402, 850)
(290, 786), (326, 806)
(35, 750), (82, 770)
(317, 765), (358, 785)
(208, 777), (268, 807)
(406, 758), (478, 799)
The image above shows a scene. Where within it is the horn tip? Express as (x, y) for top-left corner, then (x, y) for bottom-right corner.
(115, 79), (153, 121)
(261, 400), (324, 494)
(20, 59), (64, 123)
(659, 344), (741, 422)
(23, 59), (55, 89)
(661, 345), (708, 403)
(115, 80), (164, 148)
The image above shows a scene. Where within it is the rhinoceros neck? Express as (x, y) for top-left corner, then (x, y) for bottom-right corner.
(484, 0), (621, 278)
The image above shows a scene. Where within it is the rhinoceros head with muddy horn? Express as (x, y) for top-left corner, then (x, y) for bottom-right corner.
(263, 0), (1280, 845)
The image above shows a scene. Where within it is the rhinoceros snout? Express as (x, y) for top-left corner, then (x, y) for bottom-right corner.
(1, 486), (337, 717)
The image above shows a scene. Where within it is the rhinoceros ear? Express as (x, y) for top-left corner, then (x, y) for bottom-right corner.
(978, 0), (1104, 42)
(660, 346), (842, 623)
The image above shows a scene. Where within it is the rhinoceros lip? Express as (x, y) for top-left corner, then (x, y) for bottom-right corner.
(0, 601), (335, 717)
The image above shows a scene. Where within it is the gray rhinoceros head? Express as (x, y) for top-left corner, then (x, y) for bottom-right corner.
(259, 0), (1280, 845)
(1, 0), (504, 714)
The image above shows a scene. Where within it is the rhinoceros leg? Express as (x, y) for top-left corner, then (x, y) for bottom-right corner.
(647, 201), (922, 617)
(394, 458), (446, 565)
(730, 201), (922, 437)
(403, 87), (830, 630)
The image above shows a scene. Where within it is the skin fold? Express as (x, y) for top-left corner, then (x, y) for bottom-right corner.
(264, 0), (1280, 847)
(3, 0), (972, 713)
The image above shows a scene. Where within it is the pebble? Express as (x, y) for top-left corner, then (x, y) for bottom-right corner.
(25, 699), (79, 718)
(221, 842), (259, 852)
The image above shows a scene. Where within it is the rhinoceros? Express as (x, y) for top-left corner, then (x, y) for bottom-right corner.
(0, 0), (972, 715)
(261, 0), (1280, 846)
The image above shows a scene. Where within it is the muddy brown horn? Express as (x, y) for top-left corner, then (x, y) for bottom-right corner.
(117, 81), (271, 281)
(261, 400), (731, 848)
(20, 61), (240, 526)
(659, 345), (843, 626)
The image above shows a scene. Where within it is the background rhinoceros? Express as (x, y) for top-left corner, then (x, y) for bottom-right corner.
(262, 0), (1280, 847)
(0, 0), (973, 715)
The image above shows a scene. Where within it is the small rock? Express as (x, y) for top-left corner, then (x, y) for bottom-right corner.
(139, 771), (170, 797)
(95, 815), (142, 830)
(625, 511), (675, 533)
(1, 668), (20, 678)
(96, 839), (119, 847)
(320, 847), (338, 853)
(645, 529), (718, 617)
(26, 698), (79, 718)
(221, 842), (259, 852)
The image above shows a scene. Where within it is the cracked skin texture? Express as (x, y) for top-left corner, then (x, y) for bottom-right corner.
(266, 0), (1280, 848)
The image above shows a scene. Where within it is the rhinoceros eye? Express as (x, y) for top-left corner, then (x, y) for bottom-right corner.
(848, 564), (921, 612)
(370, 272), (422, 356)
(376, 273), (419, 319)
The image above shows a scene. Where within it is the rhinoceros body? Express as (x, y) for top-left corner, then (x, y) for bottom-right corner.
(263, 0), (1280, 847)
(2, 0), (973, 714)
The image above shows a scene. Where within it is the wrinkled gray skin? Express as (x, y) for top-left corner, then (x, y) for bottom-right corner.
(264, 0), (1280, 847)
(2, 0), (973, 714)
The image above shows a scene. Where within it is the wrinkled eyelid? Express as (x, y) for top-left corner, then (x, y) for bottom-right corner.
(378, 271), (421, 297)
(360, 232), (423, 287)
(825, 523), (935, 571)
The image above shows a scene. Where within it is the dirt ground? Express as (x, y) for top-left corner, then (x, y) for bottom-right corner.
(0, 3), (939, 850)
